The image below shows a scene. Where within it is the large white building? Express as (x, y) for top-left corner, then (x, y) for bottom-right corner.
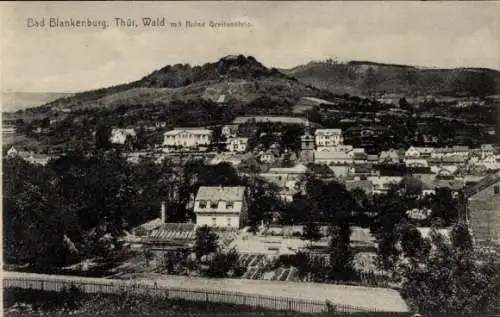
(163, 128), (213, 151)
(315, 129), (343, 150)
(193, 186), (247, 228)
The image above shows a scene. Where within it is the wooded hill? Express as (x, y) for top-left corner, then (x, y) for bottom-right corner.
(29, 55), (334, 114)
(281, 60), (500, 97)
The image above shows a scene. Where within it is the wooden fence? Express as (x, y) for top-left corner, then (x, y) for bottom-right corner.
(3, 275), (371, 314)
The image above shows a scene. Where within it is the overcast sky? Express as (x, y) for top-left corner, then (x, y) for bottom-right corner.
(1, 1), (499, 93)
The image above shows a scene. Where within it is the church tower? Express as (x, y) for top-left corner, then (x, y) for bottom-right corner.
(299, 120), (315, 163)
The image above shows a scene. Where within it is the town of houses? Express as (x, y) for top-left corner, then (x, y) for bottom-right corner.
(6, 115), (499, 250)
(7, 115), (500, 203)
(3, 103), (500, 313)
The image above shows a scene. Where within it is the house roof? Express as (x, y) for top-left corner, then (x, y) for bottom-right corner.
(112, 128), (136, 136)
(258, 173), (288, 188)
(354, 165), (374, 174)
(314, 151), (351, 160)
(314, 129), (342, 136)
(138, 218), (164, 231)
(268, 164), (309, 174)
(164, 128), (213, 136)
(379, 150), (400, 159)
(351, 148), (366, 154)
(352, 152), (368, 160)
(195, 186), (246, 202)
(435, 146), (471, 153)
(223, 124), (239, 131)
(435, 179), (465, 190)
(480, 144), (495, 151)
(367, 176), (403, 186)
(420, 175), (464, 191)
(414, 147), (435, 154)
(232, 116), (309, 125)
(429, 156), (467, 164)
(228, 137), (248, 142)
(465, 170), (500, 198)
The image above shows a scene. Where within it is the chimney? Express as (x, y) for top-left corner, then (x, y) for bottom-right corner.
(161, 201), (166, 223)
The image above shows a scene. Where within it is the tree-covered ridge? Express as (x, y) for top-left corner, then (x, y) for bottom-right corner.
(283, 60), (500, 97)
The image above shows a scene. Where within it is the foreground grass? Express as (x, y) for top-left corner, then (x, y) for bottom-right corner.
(3, 288), (306, 317)
(4, 288), (414, 317)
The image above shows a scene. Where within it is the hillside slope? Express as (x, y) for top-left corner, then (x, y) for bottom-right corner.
(33, 55), (331, 113)
(281, 61), (500, 97)
(2, 92), (73, 113)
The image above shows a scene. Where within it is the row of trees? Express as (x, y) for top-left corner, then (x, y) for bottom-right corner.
(400, 224), (500, 314)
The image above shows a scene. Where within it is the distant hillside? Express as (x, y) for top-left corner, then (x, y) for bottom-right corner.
(1, 92), (73, 113)
(34, 55), (332, 113)
(281, 61), (500, 97)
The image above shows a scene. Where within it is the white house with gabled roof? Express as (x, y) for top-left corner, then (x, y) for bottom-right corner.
(194, 186), (247, 228)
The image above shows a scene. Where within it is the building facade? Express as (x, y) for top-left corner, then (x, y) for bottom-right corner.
(226, 137), (248, 153)
(315, 129), (343, 150)
(193, 186), (247, 228)
(163, 128), (213, 151)
(221, 124), (239, 139)
(110, 128), (136, 145)
(466, 171), (500, 251)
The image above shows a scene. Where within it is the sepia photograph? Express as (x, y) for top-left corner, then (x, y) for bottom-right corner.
(1, 1), (499, 316)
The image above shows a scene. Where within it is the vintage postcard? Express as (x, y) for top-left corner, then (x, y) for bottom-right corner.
(1, 1), (499, 316)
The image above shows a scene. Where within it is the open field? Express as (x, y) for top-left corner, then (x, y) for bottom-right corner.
(140, 275), (407, 311)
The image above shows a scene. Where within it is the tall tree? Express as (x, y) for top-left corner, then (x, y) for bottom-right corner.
(3, 157), (73, 270)
(302, 219), (322, 243)
(450, 222), (473, 252)
(95, 123), (112, 149)
(246, 178), (282, 230)
(327, 224), (355, 281)
(399, 222), (430, 261)
(193, 225), (219, 259)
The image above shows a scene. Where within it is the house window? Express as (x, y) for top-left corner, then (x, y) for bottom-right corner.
(494, 185), (499, 195)
(199, 200), (207, 208)
(227, 218), (231, 226)
(226, 202), (233, 209)
(210, 201), (219, 208)
(212, 218), (217, 226)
